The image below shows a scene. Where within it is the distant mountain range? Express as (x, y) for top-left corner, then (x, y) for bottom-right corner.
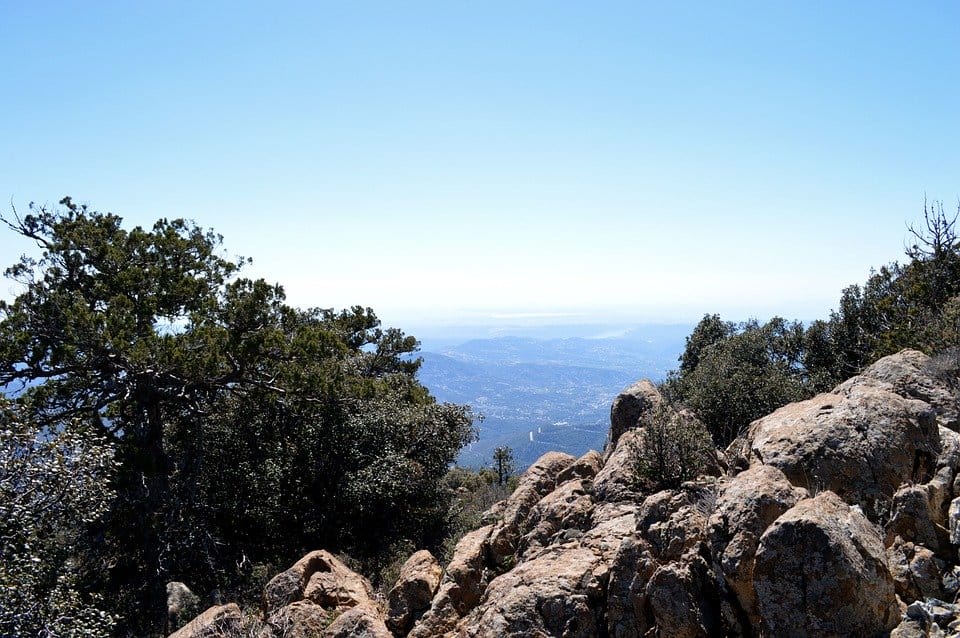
(414, 324), (691, 469)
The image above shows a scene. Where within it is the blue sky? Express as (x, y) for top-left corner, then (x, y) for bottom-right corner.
(1, 2), (958, 328)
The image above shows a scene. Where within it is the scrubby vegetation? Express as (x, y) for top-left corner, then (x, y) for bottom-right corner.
(0, 199), (475, 636)
(630, 404), (714, 490)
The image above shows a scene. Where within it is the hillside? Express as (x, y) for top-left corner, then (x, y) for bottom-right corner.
(416, 326), (690, 468)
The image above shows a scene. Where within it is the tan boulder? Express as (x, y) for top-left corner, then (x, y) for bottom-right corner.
(167, 603), (242, 638)
(557, 449), (604, 484)
(323, 603), (391, 638)
(519, 478), (595, 559)
(745, 387), (939, 506)
(645, 554), (720, 638)
(264, 550), (373, 613)
(386, 550), (442, 636)
(635, 486), (715, 562)
(754, 491), (900, 636)
(488, 451), (576, 566)
(407, 525), (494, 638)
(707, 465), (807, 624)
(608, 379), (662, 452)
(593, 429), (643, 503)
(837, 348), (960, 431)
(579, 501), (638, 565)
(453, 546), (605, 638)
(605, 535), (656, 638)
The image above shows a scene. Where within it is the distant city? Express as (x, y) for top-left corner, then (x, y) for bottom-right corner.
(414, 323), (692, 469)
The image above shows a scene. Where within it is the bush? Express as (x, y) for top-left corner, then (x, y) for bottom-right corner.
(630, 404), (714, 491)
(0, 399), (117, 637)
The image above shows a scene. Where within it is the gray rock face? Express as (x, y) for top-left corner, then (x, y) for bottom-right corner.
(753, 492), (900, 636)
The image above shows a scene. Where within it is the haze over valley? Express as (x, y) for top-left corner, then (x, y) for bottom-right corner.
(415, 323), (691, 468)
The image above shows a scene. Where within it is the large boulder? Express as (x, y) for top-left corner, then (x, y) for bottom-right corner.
(593, 429), (643, 503)
(258, 550), (384, 638)
(837, 349), (960, 431)
(518, 478), (595, 559)
(263, 550), (373, 613)
(323, 603), (391, 638)
(744, 386), (939, 507)
(488, 451), (576, 566)
(608, 379), (662, 452)
(605, 535), (656, 638)
(707, 465), (807, 625)
(753, 491), (900, 636)
(386, 550), (442, 636)
(407, 525), (494, 638)
(645, 554), (721, 638)
(557, 449), (604, 484)
(453, 546), (605, 638)
(167, 603), (241, 638)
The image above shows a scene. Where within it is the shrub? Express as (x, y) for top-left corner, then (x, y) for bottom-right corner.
(631, 404), (714, 491)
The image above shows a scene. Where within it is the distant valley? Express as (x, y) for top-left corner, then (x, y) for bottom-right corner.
(415, 324), (691, 469)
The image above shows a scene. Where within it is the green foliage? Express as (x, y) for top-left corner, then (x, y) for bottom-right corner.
(665, 316), (811, 448)
(0, 199), (475, 635)
(0, 398), (117, 638)
(492, 445), (516, 486)
(439, 466), (515, 564)
(630, 403), (714, 491)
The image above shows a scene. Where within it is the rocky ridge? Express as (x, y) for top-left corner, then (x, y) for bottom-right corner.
(171, 349), (960, 637)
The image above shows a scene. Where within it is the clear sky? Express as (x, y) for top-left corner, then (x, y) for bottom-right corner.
(1, 2), (958, 328)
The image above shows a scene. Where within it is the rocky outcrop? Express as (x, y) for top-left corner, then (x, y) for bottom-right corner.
(743, 387), (939, 505)
(386, 550), (442, 636)
(171, 349), (960, 638)
(256, 551), (389, 638)
(608, 379), (661, 451)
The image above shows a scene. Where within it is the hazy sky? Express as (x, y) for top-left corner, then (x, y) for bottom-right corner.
(2, 2), (958, 327)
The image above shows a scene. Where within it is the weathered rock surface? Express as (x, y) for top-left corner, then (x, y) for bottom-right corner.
(264, 550), (372, 614)
(386, 550), (442, 636)
(608, 379), (662, 451)
(592, 428), (643, 502)
(257, 550), (389, 638)
(324, 603), (392, 638)
(168, 603), (241, 638)
(170, 349), (960, 638)
(754, 491), (900, 635)
(745, 386), (938, 504)
(707, 464), (807, 624)
(454, 546), (605, 638)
